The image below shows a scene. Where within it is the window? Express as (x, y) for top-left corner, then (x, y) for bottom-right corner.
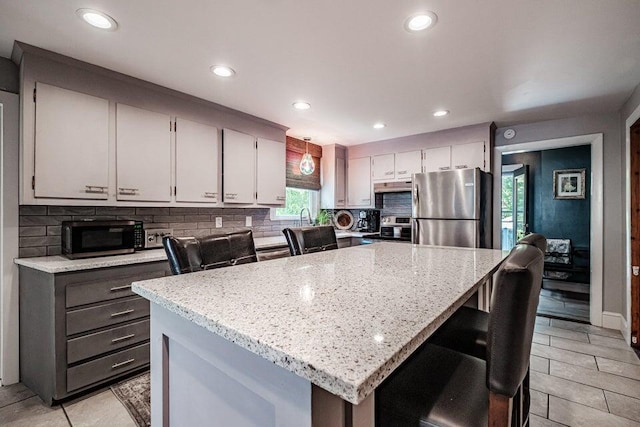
(271, 187), (318, 221)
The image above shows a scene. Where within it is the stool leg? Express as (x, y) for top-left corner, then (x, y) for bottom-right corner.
(489, 391), (511, 427)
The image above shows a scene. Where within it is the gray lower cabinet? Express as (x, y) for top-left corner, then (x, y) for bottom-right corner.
(19, 261), (170, 405)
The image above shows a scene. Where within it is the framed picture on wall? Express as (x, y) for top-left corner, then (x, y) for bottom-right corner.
(553, 168), (586, 199)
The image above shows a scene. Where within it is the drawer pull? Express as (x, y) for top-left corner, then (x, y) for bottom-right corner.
(111, 333), (136, 343)
(439, 166), (451, 171)
(204, 192), (218, 198)
(111, 309), (134, 318)
(398, 170), (407, 174)
(455, 165), (468, 169)
(112, 358), (135, 369)
(110, 285), (132, 292)
(385, 171), (394, 175)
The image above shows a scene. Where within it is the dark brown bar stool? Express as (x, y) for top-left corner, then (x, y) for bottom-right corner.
(163, 229), (258, 275)
(282, 226), (338, 256)
(427, 233), (546, 425)
(376, 243), (544, 427)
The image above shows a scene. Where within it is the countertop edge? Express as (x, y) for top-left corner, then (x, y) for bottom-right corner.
(133, 282), (360, 403)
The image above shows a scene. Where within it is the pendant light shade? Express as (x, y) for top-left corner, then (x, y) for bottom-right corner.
(300, 139), (315, 175)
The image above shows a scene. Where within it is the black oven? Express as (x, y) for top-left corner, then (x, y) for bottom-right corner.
(61, 220), (139, 259)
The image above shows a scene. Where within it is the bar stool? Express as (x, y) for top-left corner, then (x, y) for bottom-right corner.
(427, 234), (546, 425)
(282, 226), (338, 256)
(163, 229), (258, 275)
(376, 243), (544, 426)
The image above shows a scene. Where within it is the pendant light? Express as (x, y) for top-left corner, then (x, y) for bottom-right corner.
(300, 137), (315, 175)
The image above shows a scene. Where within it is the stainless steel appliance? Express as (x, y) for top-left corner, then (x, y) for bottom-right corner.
(412, 168), (492, 248)
(378, 216), (412, 241)
(144, 228), (174, 249)
(356, 209), (380, 232)
(62, 220), (138, 259)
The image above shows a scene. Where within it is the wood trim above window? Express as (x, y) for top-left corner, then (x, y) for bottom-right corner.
(286, 136), (322, 190)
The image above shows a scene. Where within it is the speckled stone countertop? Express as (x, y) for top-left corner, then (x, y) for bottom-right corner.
(132, 242), (508, 404)
(13, 231), (376, 273)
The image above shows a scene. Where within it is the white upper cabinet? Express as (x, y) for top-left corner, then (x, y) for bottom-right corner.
(34, 83), (110, 199)
(116, 104), (172, 202)
(256, 138), (286, 205)
(320, 145), (346, 209)
(175, 118), (219, 203)
(372, 153), (395, 181)
(423, 146), (452, 173)
(348, 157), (372, 207)
(395, 150), (422, 180)
(222, 129), (256, 204)
(451, 141), (485, 170)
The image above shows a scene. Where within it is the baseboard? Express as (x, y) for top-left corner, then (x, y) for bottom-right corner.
(601, 311), (625, 334)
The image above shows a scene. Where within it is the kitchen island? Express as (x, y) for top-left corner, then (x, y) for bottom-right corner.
(132, 242), (508, 426)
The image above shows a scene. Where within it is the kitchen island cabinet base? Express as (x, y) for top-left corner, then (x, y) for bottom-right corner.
(150, 304), (374, 427)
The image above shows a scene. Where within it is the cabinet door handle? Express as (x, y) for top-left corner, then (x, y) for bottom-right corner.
(398, 170), (407, 174)
(204, 192), (218, 198)
(438, 167), (450, 171)
(276, 195), (286, 201)
(118, 188), (139, 195)
(85, 185), (108, 194)
(111, 309), (134, 318)
(225, 193), (237, 199)
(337, 199), (345, 203)
(455, 165), (468, 169)
(110, 285), (132, 292)
(111, 333), (136, 343)
(112, 358), (135, 369)
(361, 198), (370, 202)
(385, 171), (394, 176)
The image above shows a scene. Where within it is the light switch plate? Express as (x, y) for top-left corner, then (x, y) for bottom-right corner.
(215, 217), (222, 228)
(245, 216), (252, 227)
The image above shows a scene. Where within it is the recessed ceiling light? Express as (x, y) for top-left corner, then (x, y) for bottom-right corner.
(76, 9), (118, 30)
(404, 12), (438, 32)
(373, 123), (386, 129)
(293, 101), (311, 110)
(210, 65), (236, 77)
(433, 110), (449, 117)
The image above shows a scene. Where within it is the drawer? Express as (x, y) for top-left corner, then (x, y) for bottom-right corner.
(67, 319), (150, 364)
(67, 343), (149, 392)
(66, 270), (165, 308)
(66, 297), (149, 336)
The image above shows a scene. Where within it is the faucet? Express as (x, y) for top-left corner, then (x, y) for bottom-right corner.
(300, 208), (313, 226)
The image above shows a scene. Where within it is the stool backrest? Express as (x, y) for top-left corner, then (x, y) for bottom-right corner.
(282, 226), (338, 256)
(163, 229), (257, 275)
(517, 233), (547, 254)
(486, 243), (544, 397)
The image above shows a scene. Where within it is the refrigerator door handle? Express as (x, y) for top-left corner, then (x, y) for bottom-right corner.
(413, 183), (420, 205)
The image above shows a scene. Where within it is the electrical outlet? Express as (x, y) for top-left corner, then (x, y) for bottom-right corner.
(245, 216), (252, 227)
(215, 217), (222, 228)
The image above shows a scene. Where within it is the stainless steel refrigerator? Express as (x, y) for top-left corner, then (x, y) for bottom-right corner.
(412, 168), (492, 248)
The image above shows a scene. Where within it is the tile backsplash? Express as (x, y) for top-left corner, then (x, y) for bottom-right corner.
(379, 192), (412, 217)
(18, 205), (298, 258)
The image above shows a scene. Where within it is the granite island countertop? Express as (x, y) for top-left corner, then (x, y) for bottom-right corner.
(14, 231), (377, 273)
(132, 242), (508, 404)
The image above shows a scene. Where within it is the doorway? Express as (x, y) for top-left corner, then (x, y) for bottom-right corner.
(501, 146), (591, 323)
(629, 117), (640, 348)
(494, 133), (604, 327)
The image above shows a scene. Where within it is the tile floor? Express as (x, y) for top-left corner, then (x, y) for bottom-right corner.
(0, 317), (638, 426)
(537, 288), (590, 323)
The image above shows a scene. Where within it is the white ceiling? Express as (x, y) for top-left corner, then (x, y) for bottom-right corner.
(1, 0), (639, 146)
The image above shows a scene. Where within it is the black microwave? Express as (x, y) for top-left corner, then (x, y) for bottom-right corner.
(61, 220), (143, 259)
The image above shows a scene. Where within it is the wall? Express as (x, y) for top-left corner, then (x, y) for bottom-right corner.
(495, 112), (622, 316)
(0, 58), (18, 93)
(18, 206), (299, 258)
(503, 145), (591, 249)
